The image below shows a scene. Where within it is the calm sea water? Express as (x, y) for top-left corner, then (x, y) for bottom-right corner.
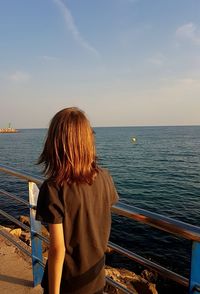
(0, 126), (200, 292)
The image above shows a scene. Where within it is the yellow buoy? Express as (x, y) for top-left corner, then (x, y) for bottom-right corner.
(131, 137), (137, 143)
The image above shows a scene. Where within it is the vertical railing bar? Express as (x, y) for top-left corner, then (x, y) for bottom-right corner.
(32, 230), (49, 244)
(189, 241), (200, 294)
(31, 255), (45, 268)
(29, 181), (43, 287)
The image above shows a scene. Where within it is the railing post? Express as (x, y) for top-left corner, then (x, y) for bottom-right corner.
(29, 181), (43, 287)
(189, 241), (200, 294)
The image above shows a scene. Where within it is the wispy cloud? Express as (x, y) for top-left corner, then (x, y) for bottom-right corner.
(176, 22), (200, 45)
(147, 53), (165, 66)
(7, 71), (31, 83)
(127, 0), (139, 3)
(177, 77), (200, 87)
(53, 0), (99, 56)
(41, 55), (59, 61)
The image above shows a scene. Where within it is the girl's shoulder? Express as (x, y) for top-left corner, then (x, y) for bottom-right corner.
(97, 166), (112, 178)
(97, 167), (119, 205)
(96, 167), (116, 188)
(40, 178), (60, 190)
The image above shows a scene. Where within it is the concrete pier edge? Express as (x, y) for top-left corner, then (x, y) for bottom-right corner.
(0, 226), (42, 293)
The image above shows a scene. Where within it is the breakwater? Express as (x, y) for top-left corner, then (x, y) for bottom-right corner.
(0, 128), (18, 133)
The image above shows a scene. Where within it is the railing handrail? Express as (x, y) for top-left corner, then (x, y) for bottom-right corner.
(1, 163), (200, 242)
(1, 163), (200, 292)
(108, 241), (189, 287)
(0, 206), (188, 287)
(0, 164), (43, 185)
(112, 203), (200, 242)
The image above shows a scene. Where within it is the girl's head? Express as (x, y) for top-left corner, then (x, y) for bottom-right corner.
(38, 107), (98, 185)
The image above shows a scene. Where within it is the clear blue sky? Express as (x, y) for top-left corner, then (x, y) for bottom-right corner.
(0, 0), (200, 128)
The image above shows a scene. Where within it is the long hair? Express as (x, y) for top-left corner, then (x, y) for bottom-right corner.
(38, 107), (98, 185)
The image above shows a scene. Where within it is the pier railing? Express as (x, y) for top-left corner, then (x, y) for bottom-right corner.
(0, 164), (200, 294)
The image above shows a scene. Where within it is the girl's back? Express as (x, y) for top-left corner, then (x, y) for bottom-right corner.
(36, 107), (119, 294)
(37, 168), (118, 293)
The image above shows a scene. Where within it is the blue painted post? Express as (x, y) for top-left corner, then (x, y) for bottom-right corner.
(189, 241), (200, 294)
(29, 181), (43, 287)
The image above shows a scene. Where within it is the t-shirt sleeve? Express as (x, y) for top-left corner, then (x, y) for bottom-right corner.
(36, 181), (64, 224)
(107, 172), (119, 206)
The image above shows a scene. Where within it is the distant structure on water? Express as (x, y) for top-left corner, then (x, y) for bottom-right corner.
(0, 123), (18, 133)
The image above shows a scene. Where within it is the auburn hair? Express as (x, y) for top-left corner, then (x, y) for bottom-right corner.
(38, 107), (98, 185)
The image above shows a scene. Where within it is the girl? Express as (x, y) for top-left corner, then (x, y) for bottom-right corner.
(36, 107), (119, 294)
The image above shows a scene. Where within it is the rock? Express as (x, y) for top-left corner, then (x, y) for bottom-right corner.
(19, 215), (30, 227)
(40, 225), (49, 254)
(9, 228), (22, 238)
(106, 246), (114, 254)
(43, 250), (48, 259)
(19, 215), (49, 253)
(105, 266), (158, 294)
(0, 225), (10, 232)
(19, 215), (49, 237)
(42, 241), (49, 255)
(41, 225), (49, 238)
(141, 269), (158, 283)
(20, 232), (31, 246)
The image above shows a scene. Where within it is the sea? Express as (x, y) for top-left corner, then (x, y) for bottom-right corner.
(0, 126), (200, 293)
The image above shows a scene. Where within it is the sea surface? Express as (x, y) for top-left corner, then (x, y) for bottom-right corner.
(0, 126), (200, 293)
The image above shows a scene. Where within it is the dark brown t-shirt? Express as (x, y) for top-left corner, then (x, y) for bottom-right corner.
(36, 168), (119, 294)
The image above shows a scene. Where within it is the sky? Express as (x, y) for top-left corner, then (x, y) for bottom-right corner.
(0, 0), (200, 128)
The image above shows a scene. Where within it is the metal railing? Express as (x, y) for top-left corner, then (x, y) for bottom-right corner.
(0, 163), (200, 294)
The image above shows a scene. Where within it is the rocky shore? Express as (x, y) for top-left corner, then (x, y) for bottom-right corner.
(1, 216), (158, 294)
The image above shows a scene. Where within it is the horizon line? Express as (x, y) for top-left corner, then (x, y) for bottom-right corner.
(14, 124), (200, 130)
